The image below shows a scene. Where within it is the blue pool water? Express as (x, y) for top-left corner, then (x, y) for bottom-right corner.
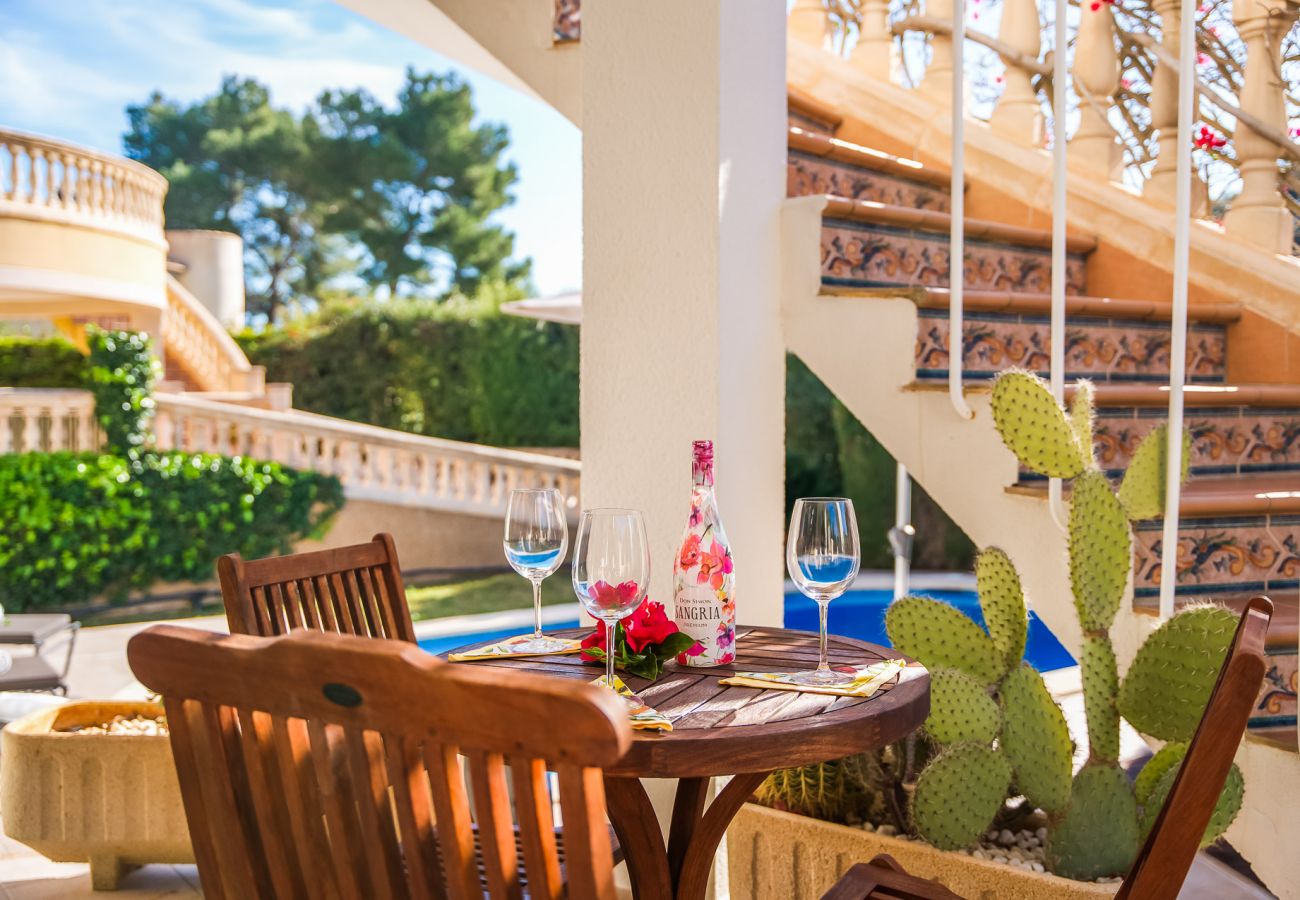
(419, 588), (1075, 672)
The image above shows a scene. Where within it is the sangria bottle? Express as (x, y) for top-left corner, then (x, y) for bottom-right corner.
(672, 440), (736, 666)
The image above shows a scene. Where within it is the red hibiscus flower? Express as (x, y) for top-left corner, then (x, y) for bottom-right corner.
(625, 600), (681, 652)
(588, 580), (640, 611)
(1193, 126), (1227, 151)
(696, 540), (734, 590)
(580, 619), (610, 661)
(679, 534), (702, 570)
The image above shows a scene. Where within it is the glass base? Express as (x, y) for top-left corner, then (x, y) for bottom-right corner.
(512, 633), (573, 654)
(789, 667), (855, 687)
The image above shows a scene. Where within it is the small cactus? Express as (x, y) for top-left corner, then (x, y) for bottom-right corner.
(754, 756), (869, 822)
(999, 664), (1074, 814)
(1119, 424), (1192, 521)
(911, 743), (1012, 850)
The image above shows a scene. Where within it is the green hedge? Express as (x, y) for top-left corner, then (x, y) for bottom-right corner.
(0, 452), (344, 611)
(86, 328), (157, 454)
(239, 300), (580, 447)
(0, 336), (86, 387)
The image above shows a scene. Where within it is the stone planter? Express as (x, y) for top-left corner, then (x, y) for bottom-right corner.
(1, 700), (192, 889)
(728, 804), (1119, 900)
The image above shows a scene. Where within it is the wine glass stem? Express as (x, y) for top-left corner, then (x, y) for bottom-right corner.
(605, 619), (617, 688)
(531, 578), (544, 638)
(817, 599), (831, 673)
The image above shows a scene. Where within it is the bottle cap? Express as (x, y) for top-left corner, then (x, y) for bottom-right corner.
(692, 440), (713, 462)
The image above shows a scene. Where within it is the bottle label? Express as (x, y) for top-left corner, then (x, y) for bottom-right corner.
(675, 584), (735, 666)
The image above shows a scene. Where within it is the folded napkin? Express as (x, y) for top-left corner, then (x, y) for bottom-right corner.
(719, 658), (907, 698)
(594, 674), (673, 732)
(448, 634), (584, 662)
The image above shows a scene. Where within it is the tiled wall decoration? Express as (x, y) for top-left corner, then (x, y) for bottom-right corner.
(1132, 514), (1300, 600)
(788, 151), (950, 211)
(553, 0), (580, 42)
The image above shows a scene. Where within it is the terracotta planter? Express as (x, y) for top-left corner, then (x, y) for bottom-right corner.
(727, 804), (1119, 900)
(1, 700), (192, 890)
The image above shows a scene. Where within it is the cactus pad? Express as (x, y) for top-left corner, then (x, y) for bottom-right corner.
(886, 596), (1005, 685)
(1081, 635), (1120, 763)
(911, 743), (1012, 851)
(991, 370), (1088, 478)
(1048, 763), (1140, 880)
(925, 667), (1001, 746)
(1069, 380), (1096, 465)
(1117, 605), (1238, 741)
(1139, 754), (1244, 846)
(1119, 424), (1192, 521)
(1000, 664), (1074, 814)
(1134, 741), (1189, 806)
(975, 547), (1028, 672)
(1068, 470), (1131, 632)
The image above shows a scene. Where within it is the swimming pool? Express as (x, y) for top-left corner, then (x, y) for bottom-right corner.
(418, 588), (1074, 672)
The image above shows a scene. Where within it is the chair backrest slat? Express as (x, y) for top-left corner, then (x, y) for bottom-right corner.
(219, 533), (415, 643)
(1116, 596), (1273, 900)
(128, 625), (630, 900)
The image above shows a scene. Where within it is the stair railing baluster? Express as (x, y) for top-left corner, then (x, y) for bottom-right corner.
(1048, 0), (1070, 533)
(1159, 0), (1198, 622)
(948, 0), (974, 420)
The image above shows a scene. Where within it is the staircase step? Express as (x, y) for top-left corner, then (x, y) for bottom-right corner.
(788, 88), (842, 135)
(789, 129), (952, 213)
(820, 199), (1093, 296)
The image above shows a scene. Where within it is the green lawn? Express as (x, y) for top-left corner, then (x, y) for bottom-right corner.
(405, 572), (570, 621)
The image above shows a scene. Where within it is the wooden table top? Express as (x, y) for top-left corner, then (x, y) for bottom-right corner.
(442, 624), (930, 778)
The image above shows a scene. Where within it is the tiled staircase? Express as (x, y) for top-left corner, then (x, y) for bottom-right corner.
(786, 90), (1299, 749)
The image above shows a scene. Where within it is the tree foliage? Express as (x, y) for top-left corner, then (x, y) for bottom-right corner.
(125, 70), (530, 322)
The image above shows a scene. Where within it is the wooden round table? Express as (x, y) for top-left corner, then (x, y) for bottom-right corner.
(443, 624), (930, 900)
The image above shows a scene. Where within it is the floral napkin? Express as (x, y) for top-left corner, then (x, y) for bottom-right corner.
(594, 674), (673, 732)
(447, 634), (584, 662)
(719, 658), (907, 698)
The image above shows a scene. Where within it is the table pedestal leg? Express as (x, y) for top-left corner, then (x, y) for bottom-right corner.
(605, 772), (770, 900)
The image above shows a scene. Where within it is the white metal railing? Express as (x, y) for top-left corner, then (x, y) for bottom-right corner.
(0, 389), (581, 519)
(1048, 0), (1069, 532)
(151, 394), (582, 519)
(0, 389), (99, 453)
(164, 276), (262, 394)
(0, 128), (167, 245)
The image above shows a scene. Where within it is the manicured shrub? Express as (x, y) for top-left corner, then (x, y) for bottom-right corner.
(85, 328), (157, 454)
(0, 451), (344, 611)
(0, 335), (87, 387)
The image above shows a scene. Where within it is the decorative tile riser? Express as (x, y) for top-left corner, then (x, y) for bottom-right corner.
(822, 218), (1087, 295)
(789, 111), (836, 135)
(1252, 651), (1296, 736)
(788, 151), (951, 212)
(916, 310), (1227, 384)
(1020, 404), (1289, 482)
(1133, 514), (1300, 601)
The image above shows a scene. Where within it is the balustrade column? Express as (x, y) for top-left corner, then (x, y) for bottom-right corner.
(989, 0), (1043, 143)
(789, 0), (832, 49)
(1147, 0), (1186, 201)
(1223, 0), (1298, 253)
(851, 0), (894, 81)
(1072, 2), (1123, 177)
(921, 0), (957, 101)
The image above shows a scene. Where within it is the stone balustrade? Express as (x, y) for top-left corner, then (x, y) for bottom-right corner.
(0, 389), (99, 454)
(164, 276), (263, 394)
(0, 129), (167, 244)
(791, 0), (1300, 256)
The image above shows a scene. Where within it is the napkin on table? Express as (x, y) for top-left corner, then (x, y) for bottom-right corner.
(594, 674), (673, 732)
(718, 658), (907, 698)
(448, 634), (584, 662)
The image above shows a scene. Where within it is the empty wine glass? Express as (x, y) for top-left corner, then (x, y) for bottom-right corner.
(571, 508), (651, 691)
(504, 488), (571, 653)
(787, 498), (861, 686)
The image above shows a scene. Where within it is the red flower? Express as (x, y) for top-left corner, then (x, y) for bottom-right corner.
(589, 580), (639, 611)
(625, 600), (680, 652)
(679, 533), (702, 569)
(1193, 125), (1226, 150)
(696, 540), (734, 590)
(580, 619), (610, 661)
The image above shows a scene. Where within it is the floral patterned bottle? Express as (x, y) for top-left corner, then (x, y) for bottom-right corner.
(673, 440), (736, 666)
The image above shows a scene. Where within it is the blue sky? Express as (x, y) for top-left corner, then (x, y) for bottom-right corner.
(0, 0), (582, 296)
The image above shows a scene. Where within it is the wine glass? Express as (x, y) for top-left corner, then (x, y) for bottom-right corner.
(571, 508), (651, 691)
(787, 498), (861, 686)
(504, 488), (571, 653)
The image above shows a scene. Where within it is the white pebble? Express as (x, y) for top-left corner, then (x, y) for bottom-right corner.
(876, 824), (897, 837)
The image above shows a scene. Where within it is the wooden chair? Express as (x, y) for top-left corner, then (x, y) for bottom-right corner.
(218, 533), (415, 643)
(822, 596), (1274, 900)
(127, 624), (632, 900)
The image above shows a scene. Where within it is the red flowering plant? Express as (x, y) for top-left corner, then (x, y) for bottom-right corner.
(580, 592), (703, 681)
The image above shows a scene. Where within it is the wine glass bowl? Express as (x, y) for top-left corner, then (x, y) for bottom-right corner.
(503, 488), (570, 654)
(572, 508), (651, 689)
(787, 498), (860, 686)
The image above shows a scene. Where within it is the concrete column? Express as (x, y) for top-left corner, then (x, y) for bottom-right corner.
(850, 0), (894, 81)
(581, 0), (787, 627)
(1145, 0), (1183, 202)
(988, 0), (1043, 144)
(165, 230), (246, 329)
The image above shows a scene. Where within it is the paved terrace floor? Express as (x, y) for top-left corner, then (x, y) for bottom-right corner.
(0, 617), (1279, 898)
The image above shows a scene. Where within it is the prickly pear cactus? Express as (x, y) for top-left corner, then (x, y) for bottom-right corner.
(925, 667), (1001, 745)
(1069, 380), (1096, 465)
(911, 743), (1012, 851)
(1068, 470), (1131, 632)
(991, 370), (1090, 478)
(1119, 424), (1193, 521)
(1048, 763), (1140, 881)
(1080, 635), (1120, 763)
(975, 548), (1028, 670)
(886, 595), (1005, 685)
(1138, 747), (1244, 846)
(1117, 605), (1239, 741)
(999, 664), (1073, 814)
